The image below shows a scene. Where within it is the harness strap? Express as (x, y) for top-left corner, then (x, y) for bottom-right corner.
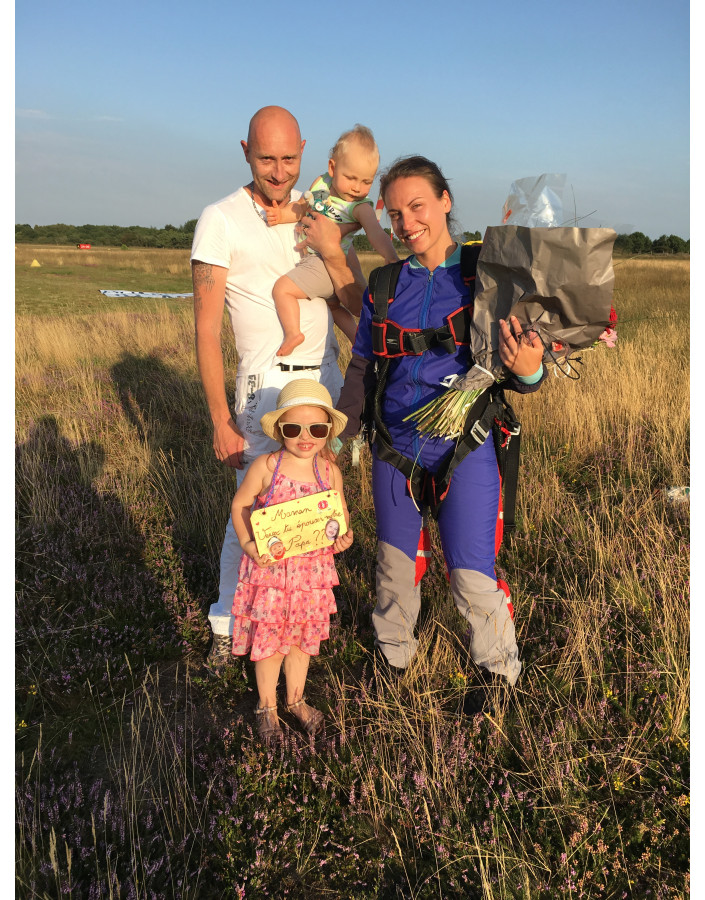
(370, 261), (405, 356)
(372, 385), (507, 519)
(460, 241), (482, 284)
(500, 431), (520, 533)
(492, 399), (521, 533)
(429, 390), (504, 513)
(372, 312), (471, 357)
(369, 261), (403, 322)
(370, 245), (482, 359)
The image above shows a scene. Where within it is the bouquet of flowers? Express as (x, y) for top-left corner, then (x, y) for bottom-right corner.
(406, 175), (617, 438)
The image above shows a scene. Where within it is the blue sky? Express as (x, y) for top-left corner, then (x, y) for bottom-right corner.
(15, 0), (690, 239)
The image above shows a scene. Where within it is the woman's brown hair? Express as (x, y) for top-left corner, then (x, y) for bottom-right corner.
(379, 155), (457, 230)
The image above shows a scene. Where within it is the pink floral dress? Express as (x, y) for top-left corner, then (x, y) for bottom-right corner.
(231, 452), (339, 661)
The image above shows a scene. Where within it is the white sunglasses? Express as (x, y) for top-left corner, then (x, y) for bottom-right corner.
(279, 421), (332, 439)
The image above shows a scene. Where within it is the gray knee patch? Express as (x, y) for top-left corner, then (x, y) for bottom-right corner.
(450, 568), (521, 685)
(373, 541), (420, 668)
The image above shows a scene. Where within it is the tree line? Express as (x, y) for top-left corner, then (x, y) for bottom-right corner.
(14, 220), (199, 249)
(612, 232), (689, 255)
(15, 222), (689, 255)
(13, 220), (408, 252)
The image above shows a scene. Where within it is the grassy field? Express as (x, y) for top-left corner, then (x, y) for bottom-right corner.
(15, 245), (689, 898)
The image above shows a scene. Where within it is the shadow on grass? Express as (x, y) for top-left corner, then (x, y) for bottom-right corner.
(15, 415), (226, 896)
(15, 415), (185, 748)
(111, 352), (233, 647)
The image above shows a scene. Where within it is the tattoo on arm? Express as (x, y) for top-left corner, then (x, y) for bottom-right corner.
(192, 263), (215, 313)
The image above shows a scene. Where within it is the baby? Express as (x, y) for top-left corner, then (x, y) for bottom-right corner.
(267, 124), (399, 356)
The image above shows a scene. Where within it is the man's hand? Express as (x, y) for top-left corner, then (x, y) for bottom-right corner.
(296, 212), (364, 316)
(214, 417), (246, 469)
(498, 316), (544, 377)
(295, 210), (357, 255)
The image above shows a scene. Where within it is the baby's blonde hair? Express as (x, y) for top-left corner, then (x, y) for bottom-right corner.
(330, 124), (379, 164)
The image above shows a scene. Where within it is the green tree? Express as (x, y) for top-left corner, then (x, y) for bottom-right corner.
(352, 234), (373, 251)
(627, 231), (653, 254)
(158, 229), (190, 249)
(652, 234), (684, 254)
(665, 234), (688, 254)
(118, 229), (139, 247)
(15, 224), (35, 242)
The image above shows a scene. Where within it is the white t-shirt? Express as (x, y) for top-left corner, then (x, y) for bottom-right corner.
(190, 187), (339, 375)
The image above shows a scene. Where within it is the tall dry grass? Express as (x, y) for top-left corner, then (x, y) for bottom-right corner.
(15, 254), (689, 897)
(15, 244), (193, 277)
(14, 245), (391, 280)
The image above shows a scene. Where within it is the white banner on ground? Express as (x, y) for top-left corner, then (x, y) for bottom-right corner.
(99, 290), (193, 299)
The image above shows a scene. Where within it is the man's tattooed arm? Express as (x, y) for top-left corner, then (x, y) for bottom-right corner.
(192, 261), (215, 314)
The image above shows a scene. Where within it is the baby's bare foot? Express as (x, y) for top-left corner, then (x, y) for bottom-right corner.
(277, 332), (305, 356)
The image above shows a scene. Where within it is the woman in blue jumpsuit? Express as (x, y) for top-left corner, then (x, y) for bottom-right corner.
(337, 157), (546, 699)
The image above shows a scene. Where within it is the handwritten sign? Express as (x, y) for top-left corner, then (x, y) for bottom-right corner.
(251, 490), (346, 562)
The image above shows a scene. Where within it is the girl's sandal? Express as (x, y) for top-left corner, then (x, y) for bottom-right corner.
(254, 704), (283, 744)
(286, 696), (324, 737)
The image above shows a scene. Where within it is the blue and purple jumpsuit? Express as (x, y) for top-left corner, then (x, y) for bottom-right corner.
(337, 244), (545, 681)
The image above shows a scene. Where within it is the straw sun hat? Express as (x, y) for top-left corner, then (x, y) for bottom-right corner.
(260, 379), (348, 440)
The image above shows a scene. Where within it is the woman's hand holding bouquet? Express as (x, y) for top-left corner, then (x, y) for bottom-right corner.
(498, 316), (544, 376)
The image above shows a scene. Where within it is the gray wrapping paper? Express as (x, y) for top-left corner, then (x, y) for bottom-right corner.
(471, 225), (617, 378)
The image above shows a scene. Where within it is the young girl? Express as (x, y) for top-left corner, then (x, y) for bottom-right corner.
(266, 124), (399, 355)
(230, 379), (354, 743)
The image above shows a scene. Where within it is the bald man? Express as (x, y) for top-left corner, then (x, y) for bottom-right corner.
(191, 106), (364, 673)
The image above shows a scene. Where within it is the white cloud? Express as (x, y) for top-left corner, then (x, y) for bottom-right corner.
(16, 108), (51, 119)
